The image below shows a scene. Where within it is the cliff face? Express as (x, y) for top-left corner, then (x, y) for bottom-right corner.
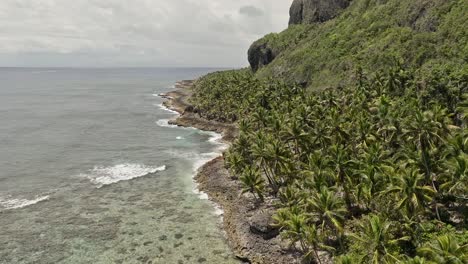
(247, 0), (466, 89)
(289, 0), (351, 25)
(247, 40), (276, 73)
(248, 0), (351, 72)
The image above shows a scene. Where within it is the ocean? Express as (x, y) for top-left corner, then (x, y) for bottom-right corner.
(0, 68), (238, 263)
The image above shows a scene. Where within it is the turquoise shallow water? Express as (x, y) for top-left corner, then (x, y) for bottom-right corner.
(0, 68), (239, 263)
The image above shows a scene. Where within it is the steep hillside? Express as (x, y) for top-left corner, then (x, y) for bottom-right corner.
(187, 0), (467, 263)
(249, 0), (467, 89)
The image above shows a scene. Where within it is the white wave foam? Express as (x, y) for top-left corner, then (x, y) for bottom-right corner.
(194, 189), (209, 200)
(156, 119), (178, 128)
(0, 195), (50, 210)
(176, 136), (184, 140)
(199, 131), (228, 151)
(192, 152), (220, 173)
(81, 163), (166, 187)
(154, 103), (179, 114)
(213, 205), (224, 216)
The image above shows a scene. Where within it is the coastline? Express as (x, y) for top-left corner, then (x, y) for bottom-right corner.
(160, 81), (301, 264)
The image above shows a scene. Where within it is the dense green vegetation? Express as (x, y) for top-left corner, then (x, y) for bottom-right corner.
(254, 0), (467, 89)
(190, 64), (467, 262)
(189, 0), (467, 262)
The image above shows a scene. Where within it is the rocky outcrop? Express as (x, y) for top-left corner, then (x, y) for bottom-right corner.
(248, 0), (351, 72)
(289, 0), (351, 25)
(248, 209), (280, 240)
(247, 39), (277, 73)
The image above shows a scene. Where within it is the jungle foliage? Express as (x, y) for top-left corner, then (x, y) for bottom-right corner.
(190, 64), (467, 262)
(189, 0), (467, 262)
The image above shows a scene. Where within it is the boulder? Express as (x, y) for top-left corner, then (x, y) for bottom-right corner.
(247, 39), (277, 72)
(289, 0), (351, 25)
(248, 209), (280, 240)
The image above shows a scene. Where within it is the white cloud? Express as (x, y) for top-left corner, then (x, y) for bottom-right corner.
(0, 0), (293, 67)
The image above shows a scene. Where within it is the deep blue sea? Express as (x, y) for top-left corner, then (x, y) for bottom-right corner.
(0, 68), (238, 263)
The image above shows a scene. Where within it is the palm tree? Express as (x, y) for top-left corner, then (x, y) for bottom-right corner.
(303, 224), (335, 264)
(417, 234), (467, 264)
(383, 169), (436, 218)
(329, 144), (354, 211)
(440, 154), (468, 200)
(281, 118), (307, 156)
(251, 132), (279, 192)
(239, 166), (265, 201)
(278, 185), (304, 207)
(307, 186), (347, 235)
(301, 151), (334, 191)
(355, 142), (392, 208)
(225, 150), (245, 175)
(445, 132), (468, 158)
(251, 107), (269, 129)
(274, 206), (308, 250)
(264, 137), (291, 186)
(403, 108), (448, 182)
(351, 215), (407, 264)
(238, 119), (252, 134)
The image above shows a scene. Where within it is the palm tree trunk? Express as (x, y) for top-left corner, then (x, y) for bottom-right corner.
(313, 247), (322, 264)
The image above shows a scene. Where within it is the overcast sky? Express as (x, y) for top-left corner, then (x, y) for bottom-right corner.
(0, 0), (293, 67)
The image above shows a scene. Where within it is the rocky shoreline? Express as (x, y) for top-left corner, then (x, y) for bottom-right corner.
(160, 81), (302, 264)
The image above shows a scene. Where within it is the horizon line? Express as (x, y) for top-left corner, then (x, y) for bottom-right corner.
(0, 66), (240, 69)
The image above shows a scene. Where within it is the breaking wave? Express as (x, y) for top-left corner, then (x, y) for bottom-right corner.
(0, 195), (50, 210)
(156, 119), (179, 128)
(81, 163), (166, 187)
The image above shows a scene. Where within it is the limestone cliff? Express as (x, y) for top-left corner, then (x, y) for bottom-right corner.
(289, 0), (351, 25)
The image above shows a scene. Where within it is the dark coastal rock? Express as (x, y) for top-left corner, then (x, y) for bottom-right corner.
(248, 209), (280, 240)
(248, 0), (351, 72)
(289, 0), (351, 25)
(247, 39), (276, 72)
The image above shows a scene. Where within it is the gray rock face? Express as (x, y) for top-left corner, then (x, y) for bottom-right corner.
(248, 0), (352, 72)
(289, 0), (351, 25)
(247, 39), (276, 72)
(248, 209), (280, 240)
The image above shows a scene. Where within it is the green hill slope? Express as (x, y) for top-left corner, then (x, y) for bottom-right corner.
(252, 0), (467, 89)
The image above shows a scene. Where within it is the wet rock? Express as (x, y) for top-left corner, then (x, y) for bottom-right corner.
(175, 233), (184, 239)
(197, 257), (207, 263)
